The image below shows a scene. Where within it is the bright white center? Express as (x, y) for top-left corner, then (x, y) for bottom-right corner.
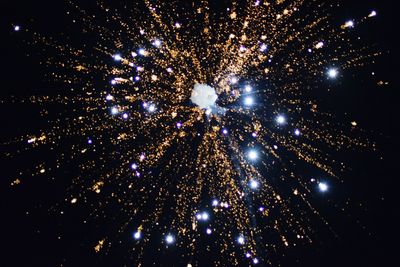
(190, 83), (218, 110)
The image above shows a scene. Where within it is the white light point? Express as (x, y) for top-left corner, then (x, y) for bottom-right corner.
(133, 231), (141, 240)
(206, 228), (212, 235)
(237, 236), (245, 245)
(231, 77), (238, 84)
(190, 83), (218, 110)
(88, 139), (93, 144)
(111, 107), (119, 115)
(345, 20), (354, 28)
(315, 41), (324, 49)
(253, 258), (259, 264)
(276, 115), (286, 125)
(250, 179), (259, 189)
(244, 85), (252, 92)
(113, 54), (122, 61)
(148, 104), (156, 112)
(176, 122), (182, 129)
(122, 113), (128, 119)
(131, 163), (138, 170)
(14, 25), (20, 31)
(246, 252), (251, 258)
(165, 234), (175, 244)
(294, 129), (301, 136)
(328, 68), (338, 78)
(244, 96), (254, 106)
(106, 94), (114, 101)
(167, 67), (173, 73)
(212, 199), (219, 206)
(318, 182), (328, 192)
(369, 11), (377, 17)
(138, 48), (146, 56)
(248, 150), (258, 160)
(222, 129), (228, 135)
(260, 43), (268, 52)
(152, 39), (162, 47)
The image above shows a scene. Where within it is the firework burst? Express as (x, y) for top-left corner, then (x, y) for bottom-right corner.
(3, 0), (380, 266)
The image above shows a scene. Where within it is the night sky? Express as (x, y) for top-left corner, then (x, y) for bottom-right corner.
(1, 0), (398, 266)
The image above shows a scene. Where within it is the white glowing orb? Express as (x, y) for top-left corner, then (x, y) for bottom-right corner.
(328, 68), (338, 78)
(276, 115), (286, 124)
(111, 107), (119, 115)
(206, 228), (212, 235)
(244, 85), (252, 92)
(190, 83), (218, 110)
(133, 231), (141, 240)
(248, 150), (258, 160)
(14, 25), (20, 31)
(318, 182), (328, 192)
(113, 54), (122, 61)
(152, 39), (162, 47)
(244, 96), (254, 106)
(165, 234), (175, 244)
(237, 236), (245, 245)
(345, 20), (354, 28)
(212, 199), (219, 206)
(250, 179), (259, 189)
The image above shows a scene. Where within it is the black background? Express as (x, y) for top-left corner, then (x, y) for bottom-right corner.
(0, 0), (398, 266)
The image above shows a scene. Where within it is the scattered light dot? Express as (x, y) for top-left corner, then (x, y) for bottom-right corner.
(167, 67), (173, 73)
(122, 113), (128, 119)
(237, 236), (245, 245)
(113, 54), (122, 61)
(369, 11), (377, 17)
(318, 182), (328, 192)
(88, 139), (93, 144)
(148, 104), (156, 112)
(138, 48), (146, 55)
(250, 179), (259, 189)
(294, 129), (301, 136)
(206, 228), (212, 235)
(315, 41), (324, 49)
(258, 206), (264, 212)
(248, 150), (258, 160)
(131, 163), (138, 170)
(176, 122), (182, 128)
(212, 199), (219, 206)
(345, 20), (354, 28)
(14, 25), (20, 31)
(244, 85), (252, 92)
(244, 96), (254, 106)
(222, 129), (228, 135)
(246, 252), (251, 258)
(152, 39), (162, 47)
(231, 77), (238, 84)
(111, 107), (119, 115)
(276, 115), (286, 124)
(165, 234), (175, 244)
(106, 94), (114, 101)
(253, 258), (259, 264)
(328, 68), (338, 78)
(260, 43), (268, 52)
(133, 231), (141, 240)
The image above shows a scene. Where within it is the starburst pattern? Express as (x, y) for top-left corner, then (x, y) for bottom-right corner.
(3, 1), (379, 266)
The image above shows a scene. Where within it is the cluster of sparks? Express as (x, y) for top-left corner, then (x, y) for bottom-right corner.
(4, 0), (380, 266)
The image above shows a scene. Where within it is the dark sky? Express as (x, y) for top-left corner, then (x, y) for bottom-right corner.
(0, 0), (398, 266)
